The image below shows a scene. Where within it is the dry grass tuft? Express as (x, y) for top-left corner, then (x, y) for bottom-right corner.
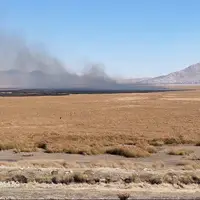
(0, 143), (15, 151)
(123, 174), (138, 183)
(11, 175), (28, 183)
(164, 138), (181, 145)
(139, 173), (163, 184)
(176, 161), (200, 170)
(106, 146), (150, 158)
(152, 161), (165, 169)
(117, 193), (130, 200)
(149, 139), (164, 146)
(73, 172), (88, 183)
(36, 142), (48, 150)
(168, 149), (194, 156)
(196, 141), (200, 146)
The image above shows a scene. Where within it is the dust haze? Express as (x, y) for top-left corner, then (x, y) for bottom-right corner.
(0, 32), (159, 90)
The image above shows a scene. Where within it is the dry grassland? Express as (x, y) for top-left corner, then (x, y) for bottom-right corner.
(0, 89), (200, 156)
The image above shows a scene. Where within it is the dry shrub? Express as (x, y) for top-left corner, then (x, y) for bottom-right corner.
(190, 154), (200, 161)
(45, 143), (99, 155)
(35, 176), (53, 184)
(0, 143), (14, 151)
(123, 174), (138, 183)
(148, 175), (163, 185)
(52, 172), (88, 184)
(163, 173), (178, 185)
(176, 161), (200, 170)
(176, 161), (192, 166)
(162, 172), (200, 185)
(149, 139), (164, 146)
(179, 174), (194, 185)
(136, 140), (158, 154)
(52, 174), (74, 184)
(73, 172), (87, 183)
(117, 193), (130, 200)
(106, 146), (149, 158)
(168, 149), (193, 156)
(36, 142), (47, 150)
(191, 174), (200, 184)
(146, 145), (157, 153)
(11, 175), (28, 183)
(13, 147), (36, 153)
(178, 173), (200, 184)
(140, 173), (162, 185)
(164, 138), (181, 145)
(152, 161), (165, 169)
(196, 142), (200, 146)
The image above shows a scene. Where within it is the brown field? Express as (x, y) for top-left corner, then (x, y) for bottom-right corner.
(0, 89), (200, 156)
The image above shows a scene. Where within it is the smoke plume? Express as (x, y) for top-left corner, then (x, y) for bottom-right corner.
(0, 31), (165, 91)
(0, 32), (119, 89)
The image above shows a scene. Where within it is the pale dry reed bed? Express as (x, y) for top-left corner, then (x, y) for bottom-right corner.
(0, 89), (200, 156)
(0, 165), (199, 186)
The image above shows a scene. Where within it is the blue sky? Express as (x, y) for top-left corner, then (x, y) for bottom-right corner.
(1, 0), (200, 78)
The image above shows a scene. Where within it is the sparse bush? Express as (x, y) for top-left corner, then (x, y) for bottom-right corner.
(148, 175), (163, 184)
(0, 143), (14, 151)
(123, 174), (138, 183)
(149, 139), (164, 146)
(51, 176), (62, 184)
(106, 146), (149, 158)
(11, 175), (28, 183)
(13, 146), (36, 153)
(73, 172), (87, 183)
(105, 176), (111, 184)
(196, 142), (200, 146)
(140, 173), (162, 185)
(35, 176), (52, 184)
(179, 174), (194, 185)
(63, 174), (74, 184)
(146, 145), (157, 153)
(164, 138), (180, 145)
(13, 148), (20, 154)
(168, 149), (193, 156)
(163, 172), (178, 185)
(37, 142), (47, 150)
(117, 193), (130, 200)
(152, 161), (165, 169)
(176, 161), (200, 170)
(176, 161), (192, 166)
(191, 174), (200, 184)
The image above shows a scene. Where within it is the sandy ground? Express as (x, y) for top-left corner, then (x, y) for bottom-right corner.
(0, 182), (200, 199)
(0, 145), (199, 169)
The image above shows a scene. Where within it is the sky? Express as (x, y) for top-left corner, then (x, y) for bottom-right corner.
(1, 0), (200, 78)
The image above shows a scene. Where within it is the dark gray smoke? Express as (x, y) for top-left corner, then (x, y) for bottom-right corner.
(0, 32), (119, 89)
(0, 32), (165, 91)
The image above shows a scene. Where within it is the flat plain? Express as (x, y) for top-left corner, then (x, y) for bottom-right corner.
(0, 88), (200, 154)
(0, 88), (200, 199)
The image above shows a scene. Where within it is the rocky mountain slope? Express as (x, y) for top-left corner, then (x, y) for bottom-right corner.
(140, 63), (200, 84)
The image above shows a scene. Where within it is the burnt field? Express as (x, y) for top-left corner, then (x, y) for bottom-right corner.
(0, 87), (183, 97)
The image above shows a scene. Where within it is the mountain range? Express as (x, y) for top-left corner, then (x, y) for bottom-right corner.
(115, 62), (200, 85)
(138, 63), (200, 84)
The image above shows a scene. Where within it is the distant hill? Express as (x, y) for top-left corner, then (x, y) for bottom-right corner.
(139, 63), (200, 84)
